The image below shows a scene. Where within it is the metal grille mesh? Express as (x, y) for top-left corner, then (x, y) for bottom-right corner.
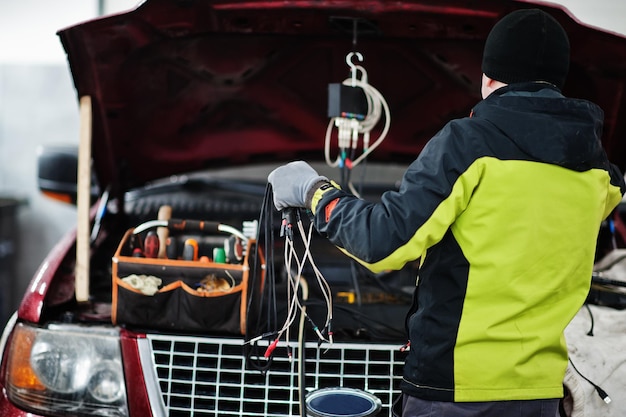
(146, 334), (406, 417)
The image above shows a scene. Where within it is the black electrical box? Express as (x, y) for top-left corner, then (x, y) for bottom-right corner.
(327, 84), (368, 120)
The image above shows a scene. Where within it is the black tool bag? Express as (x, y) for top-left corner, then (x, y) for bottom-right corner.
(112, 228), (264, 335)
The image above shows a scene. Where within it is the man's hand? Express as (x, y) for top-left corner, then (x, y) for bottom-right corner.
(268, 161), (328, 210)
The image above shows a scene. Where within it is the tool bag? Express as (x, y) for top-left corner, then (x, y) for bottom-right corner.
(111, 220), (264, 335)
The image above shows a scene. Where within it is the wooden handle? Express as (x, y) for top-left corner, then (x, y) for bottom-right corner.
(75, 96), (92, 303)
(157, 205), (172, 258)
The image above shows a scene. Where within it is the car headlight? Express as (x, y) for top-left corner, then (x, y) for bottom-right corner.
(5, 322), (128, 417)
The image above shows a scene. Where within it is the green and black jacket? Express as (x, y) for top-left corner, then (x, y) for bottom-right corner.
(309, 83), (626, 402)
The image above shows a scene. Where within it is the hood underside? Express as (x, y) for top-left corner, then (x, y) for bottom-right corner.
(57, 0), (626, 193)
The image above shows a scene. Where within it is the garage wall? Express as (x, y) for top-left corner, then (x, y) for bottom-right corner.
(0, 0), (138, 322)
(0, 0), (624, 321)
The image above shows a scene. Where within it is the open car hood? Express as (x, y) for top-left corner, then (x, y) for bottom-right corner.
(57, 0), (626, 194)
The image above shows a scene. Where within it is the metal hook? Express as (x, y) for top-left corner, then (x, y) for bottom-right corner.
(346, 52), (363, 86)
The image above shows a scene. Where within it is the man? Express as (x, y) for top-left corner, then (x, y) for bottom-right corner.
(268, 8), (626, 417)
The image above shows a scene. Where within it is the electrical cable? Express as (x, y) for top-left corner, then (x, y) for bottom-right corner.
(298, 276), (309, 417)
(568, 357), (612, 404)
(324, 66), (391, 169)
(567, 303), (611, 404)
(250, 49), (391, 398)
(245, 184), (279, 372)
(260, 207), (333, 363)
(244, 196), (334, 373)
(324, 62), (391, 198)
(584, 303), (595, 336)
(296, 219), (333, 335)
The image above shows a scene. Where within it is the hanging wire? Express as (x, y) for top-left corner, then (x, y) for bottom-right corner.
(245, 186), (334, 371)
(244, 183), (278, 372)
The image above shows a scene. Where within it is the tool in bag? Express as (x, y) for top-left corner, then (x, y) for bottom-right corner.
(111, 217), (264, 334)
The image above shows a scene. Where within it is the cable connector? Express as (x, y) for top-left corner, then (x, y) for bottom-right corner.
(264, 338), (280, 358)
(245, 331), (276, 345)
(569, 358), (611, 405)
(306, 315), (327, 343)
(280, 218), (289, 238)
(327, 321), (334, 345)
(280, 209), (297, 239)
(596, 386), (612, 404)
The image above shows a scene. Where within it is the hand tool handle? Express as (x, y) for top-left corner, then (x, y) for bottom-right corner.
(168, 219), (221, 234)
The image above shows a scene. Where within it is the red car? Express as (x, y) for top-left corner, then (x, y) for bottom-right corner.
(1, 1), (625, 416)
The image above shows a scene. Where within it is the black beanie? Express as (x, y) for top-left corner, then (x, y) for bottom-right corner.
(482, 9), (570, 89)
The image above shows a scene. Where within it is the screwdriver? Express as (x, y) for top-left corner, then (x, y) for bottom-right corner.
(165, 237), (179, 260)
(144, 231), (160, 258)
(182, 238), (199, 261)
(156, 205), (172, 258)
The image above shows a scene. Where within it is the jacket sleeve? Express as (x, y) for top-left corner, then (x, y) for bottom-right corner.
(311, 121), (481, 273)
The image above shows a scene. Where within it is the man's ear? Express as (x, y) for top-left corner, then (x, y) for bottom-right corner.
(481, 74), (506, 99)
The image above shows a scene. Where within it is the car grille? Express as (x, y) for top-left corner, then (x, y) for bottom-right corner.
(140, 334), (406, 417)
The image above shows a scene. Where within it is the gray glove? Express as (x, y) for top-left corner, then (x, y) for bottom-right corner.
(268, 161), (328, 210)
